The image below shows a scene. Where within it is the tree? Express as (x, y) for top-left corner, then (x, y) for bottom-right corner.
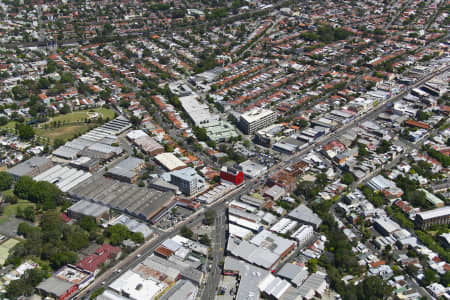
(341, 172), (355, 185)
(16, 124), (35, 140)
(14, 176), (35, 199)
(358, 143), (369, 159)
(79, 216), (97, 232)
(315, 173), (328, 186)
(0, 116), (8, 126)
(131, 232), (144, 244)
(59, 104), (71, 114)
(6, 278), (34, 298)
(53, 138), (65, 149)
(423, 268), (438, 285)
(441, 271), (450, 287)
(376, 139), (392, 154)
(355, 276), (393, 299)
(204, 210), (216, 225)
(200, 234), (211, 246)
(180, 226), (193, 239)
(308, 258), (318, 273)
(0, 172), (14, 191)
(104, 224), (130, 245)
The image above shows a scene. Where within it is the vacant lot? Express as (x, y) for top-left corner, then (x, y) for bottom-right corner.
(36, 124), (94, 142)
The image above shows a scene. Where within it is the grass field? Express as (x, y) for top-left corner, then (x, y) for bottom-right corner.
(0, 238), (20, 265)
(44, 107), (115, 124)
(0, 121), (18, 130)
(36, 124), (93, 142)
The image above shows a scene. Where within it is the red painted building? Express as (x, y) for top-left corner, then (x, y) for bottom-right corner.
(220, 167), (244, 185)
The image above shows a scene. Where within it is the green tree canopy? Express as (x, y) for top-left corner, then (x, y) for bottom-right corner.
(0, 171), (14, 191)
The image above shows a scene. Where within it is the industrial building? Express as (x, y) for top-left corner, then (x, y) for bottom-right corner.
(159, 280), (197, 300)
(374, 217), (401, 236)
(227, 230), (295, 270)
(68, 176), (175, 222)
(52, 116), (130, 160)
(127, 130), (164, 156)
(155, 152), (187, 171)
(291, 225), (314, 247)
(7, 156), (53, 179)
(67, 200), (110, 223)
(109, 215), (154, 239)
(415, 206), (450, 229)
(105, 157), (145, 183)
(223, 257), (269, 300)
(239, 108), (277, 135)
(287, 204), (322, 229)
(33, 165), (92, 193)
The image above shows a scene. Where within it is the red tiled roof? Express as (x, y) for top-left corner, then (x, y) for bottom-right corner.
(77, 244), (121, 272)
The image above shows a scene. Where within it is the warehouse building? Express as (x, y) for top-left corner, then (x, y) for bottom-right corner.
(223, 257), (269, 300)
(67, 200), (110, 223)
(7, 156), (53, 180)
(105, 157), (145, 183)
(33, 165), (92, 193)
(415, 206), (450, 229)
(69, 156), (101, 172)
(239, 108), (277, 135)
(68, 176), (175, 222)
(52, 116), (130, 160)
(287, 204), (322, 229)
(127, 130), (164, 156)
(155, 153), (187, 171)
(109, 215), (154, 239)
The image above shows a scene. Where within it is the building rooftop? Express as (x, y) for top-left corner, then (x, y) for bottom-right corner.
(416, 206), (450, 221)
(36, 276), (75, 297)
(155, 153), (187, 171)
(287, 204), (322, 228)
(7, 156), (52, 178)
(241, 108), (275, 123)
(68, 200), (109, 218)
(224, 256), (268, 300)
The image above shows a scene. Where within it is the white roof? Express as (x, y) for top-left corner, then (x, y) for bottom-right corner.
(417, 206), (450, 221)
(155, 153), (187, 171)
(127, 130), (148, 140)
(229, 223), (252, 239)
(241, 108), (275, 123)
(109, 270), (166, 299)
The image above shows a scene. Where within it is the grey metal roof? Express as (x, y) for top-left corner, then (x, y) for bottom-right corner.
(68, 200), (109, 218)
(287, 204), (322, 228)
(159, 280), (196, 300)
(224, 256), (268, 300)
(68, 176), (174, 221)
(277, 263), (308, 287)
(7, 156), (52, 177)
(36, 276), (74, 296)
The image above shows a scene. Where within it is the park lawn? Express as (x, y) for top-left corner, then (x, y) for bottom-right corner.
(35, 124), (93, 142)
(3, 200), (35, 217)
(0, 121), (18, 130)
(44, 107), (115, 124)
